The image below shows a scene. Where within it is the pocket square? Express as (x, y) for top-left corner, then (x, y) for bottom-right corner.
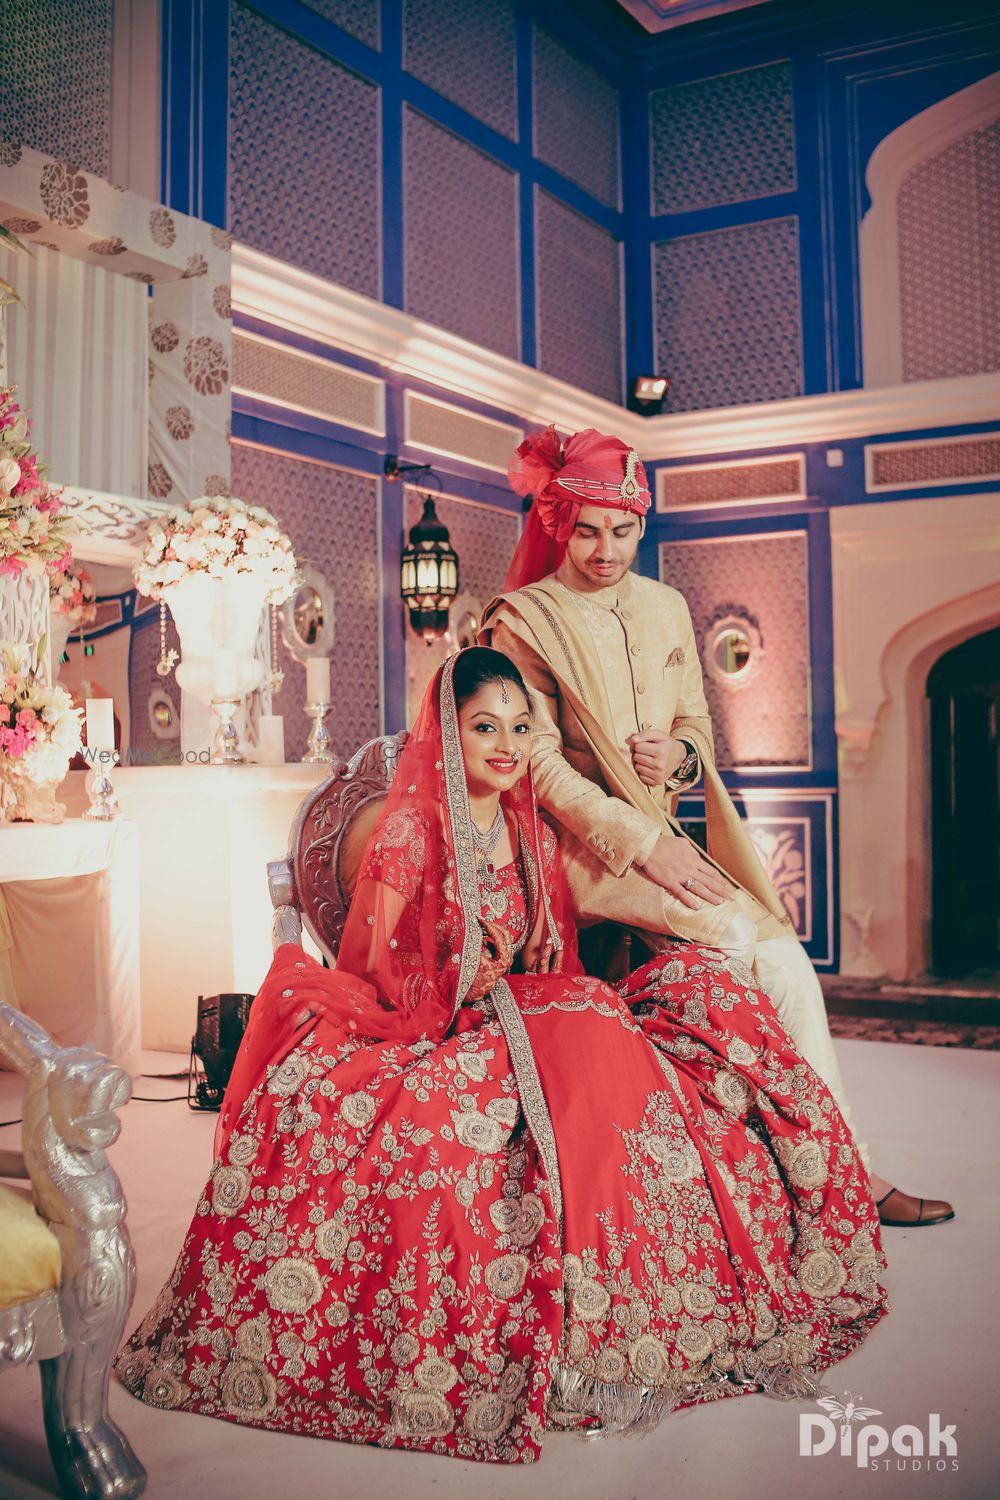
(665, 646), (685, 668)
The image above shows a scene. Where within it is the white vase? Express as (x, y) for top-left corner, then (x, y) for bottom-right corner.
(165, 571), (269, 705)
(163, 571), (269, 758)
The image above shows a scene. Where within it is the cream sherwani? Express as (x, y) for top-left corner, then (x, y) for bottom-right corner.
(482, 568), (866, 1161)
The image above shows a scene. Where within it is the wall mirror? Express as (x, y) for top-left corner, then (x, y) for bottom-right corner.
(280, 562), (336, 661)
(705, 613), (761, 686)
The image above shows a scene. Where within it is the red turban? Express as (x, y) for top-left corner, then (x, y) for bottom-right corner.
(503, 426), (650, 590)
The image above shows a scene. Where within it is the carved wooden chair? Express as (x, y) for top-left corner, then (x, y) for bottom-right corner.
(267, 732), (409, 958)
(0, 1003), (146, 1499)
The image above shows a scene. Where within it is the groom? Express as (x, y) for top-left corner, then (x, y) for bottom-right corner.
(481, 425), (952, 1229)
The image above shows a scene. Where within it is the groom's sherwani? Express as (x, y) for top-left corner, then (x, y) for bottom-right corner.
(481, 570), (790, 948)
(481, 567), (868, 1161)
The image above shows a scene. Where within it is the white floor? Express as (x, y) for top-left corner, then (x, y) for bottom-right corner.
(2, 1037), (998, 1500)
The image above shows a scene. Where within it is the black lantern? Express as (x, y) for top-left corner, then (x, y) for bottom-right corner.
(400, 495), (459, 643)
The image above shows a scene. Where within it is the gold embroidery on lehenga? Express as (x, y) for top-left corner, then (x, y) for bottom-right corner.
(490, 977), (564, 1232)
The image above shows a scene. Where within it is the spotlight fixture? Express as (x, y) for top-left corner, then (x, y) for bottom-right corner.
(628, 374), (671, 417)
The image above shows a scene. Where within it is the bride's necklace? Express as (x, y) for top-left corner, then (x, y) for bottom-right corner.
(472, 806), (505, 891)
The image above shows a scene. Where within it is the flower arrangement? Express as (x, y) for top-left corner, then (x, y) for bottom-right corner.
(0, 645), (83, 789)
(50, 558), (98, 631)
(134, 495), (299, 603)
(0, 386), (77, 578)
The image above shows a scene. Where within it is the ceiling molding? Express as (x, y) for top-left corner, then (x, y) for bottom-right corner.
(232, 245), (637, 443)
(233, 244), (1000, 464)
(614, 0), (771, 34)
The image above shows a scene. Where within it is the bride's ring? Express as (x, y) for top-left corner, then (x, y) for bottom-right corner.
(683, 877), (696, 891)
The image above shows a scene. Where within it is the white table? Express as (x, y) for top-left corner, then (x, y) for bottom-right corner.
(0, 820), (141, 1075)
(60, 766), (327, 1054)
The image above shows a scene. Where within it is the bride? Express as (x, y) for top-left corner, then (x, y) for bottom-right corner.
(116, 647), (887, 1463)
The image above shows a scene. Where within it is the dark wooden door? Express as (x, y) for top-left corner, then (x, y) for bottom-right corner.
(928, 627), (1000, 977)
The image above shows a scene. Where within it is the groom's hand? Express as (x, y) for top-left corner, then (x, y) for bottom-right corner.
(636, 835), (733, 909)
(627, 729), (688, 787)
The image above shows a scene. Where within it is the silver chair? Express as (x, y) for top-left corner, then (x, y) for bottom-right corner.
(0, 1002), (146, 1499)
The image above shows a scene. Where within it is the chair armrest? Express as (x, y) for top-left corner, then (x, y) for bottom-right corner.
(267, 858), (302, 951)
(0, 1002), (131, 1237)
(0, 1149), (29, 1179)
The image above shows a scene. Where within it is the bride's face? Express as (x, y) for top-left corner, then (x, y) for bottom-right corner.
(457, 680), (532, 798)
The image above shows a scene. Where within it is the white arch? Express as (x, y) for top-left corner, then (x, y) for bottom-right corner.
(838, 579), (1000, 979)
(859, 72), (1000, 388)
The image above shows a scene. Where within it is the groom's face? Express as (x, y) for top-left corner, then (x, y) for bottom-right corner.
(563, 503), (643, 590)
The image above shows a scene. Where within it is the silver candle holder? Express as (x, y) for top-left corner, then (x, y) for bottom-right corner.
(302, 700), (334, 763)
(210, 695), (244, 765)
(83, 749), (121, 820)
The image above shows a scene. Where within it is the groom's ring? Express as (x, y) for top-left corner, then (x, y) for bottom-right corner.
(682, 877), (696, 891)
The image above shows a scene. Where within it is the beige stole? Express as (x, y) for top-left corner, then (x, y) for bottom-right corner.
(487, 578), (790, 944)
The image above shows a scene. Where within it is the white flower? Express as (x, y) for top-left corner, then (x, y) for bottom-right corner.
(0, 453), (21, 495)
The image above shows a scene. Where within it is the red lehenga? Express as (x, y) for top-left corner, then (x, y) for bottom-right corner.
(116, 655), (887, 1463)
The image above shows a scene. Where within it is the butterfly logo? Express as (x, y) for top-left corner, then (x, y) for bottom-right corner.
(816, 1393), (883, 1435)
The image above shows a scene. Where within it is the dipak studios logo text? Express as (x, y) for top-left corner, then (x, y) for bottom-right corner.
(799, 1392), (959, 1473)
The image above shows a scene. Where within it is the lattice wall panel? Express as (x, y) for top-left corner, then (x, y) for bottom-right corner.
(232, 443), (381, 760)
(302, 0), (380, 49)
(404, 108), (519, 359)
(233, 335), (384, 433)
(533, 27), (620, 209)
(405, 393), (522, 471)
(654, 219), (803, 412)
(229, 3), (380, 296)
(867, 434), (1000, 491)
(0, 0), (113, 178)
(404, 0), (516, 139)
(650, 62), (795, 215)
(656, 455), (805, 511)
(659, 532), (811, 770)
(536, 190), (623, 403)
(899, 117), (1000, 384)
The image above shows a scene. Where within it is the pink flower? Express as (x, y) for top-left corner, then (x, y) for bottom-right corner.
(0, 722), (33, 758)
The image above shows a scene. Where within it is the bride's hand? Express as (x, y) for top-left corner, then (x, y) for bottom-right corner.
(520, 935), (552, 974)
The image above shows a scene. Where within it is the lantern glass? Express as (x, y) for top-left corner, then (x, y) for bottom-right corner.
(399, 494), (460, 641)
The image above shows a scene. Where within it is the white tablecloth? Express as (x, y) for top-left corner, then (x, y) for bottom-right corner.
(0, 819), (141, 1075)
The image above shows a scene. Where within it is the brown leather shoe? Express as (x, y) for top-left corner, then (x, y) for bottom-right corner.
(876, 1186), (955, 1227)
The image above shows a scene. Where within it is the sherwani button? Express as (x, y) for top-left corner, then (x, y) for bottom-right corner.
(630, 644), (640, 656)
(620, 609), (631, 620)
(637, 683), (646, 694)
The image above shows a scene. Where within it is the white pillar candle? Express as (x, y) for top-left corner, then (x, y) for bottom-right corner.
(85, 698), (115, 751)
(214, 649), (240, 698)
(256, 714), (285, 766)
(306, 656), (330, 704)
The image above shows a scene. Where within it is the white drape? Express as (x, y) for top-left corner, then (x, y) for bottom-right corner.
(0, 243), (148, 496)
